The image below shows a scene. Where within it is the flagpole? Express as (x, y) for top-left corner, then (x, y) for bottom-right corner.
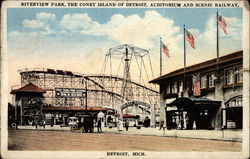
(160, 37), (162, 76)
(183, 25), (186, 91)
(216, 10), (219, 81)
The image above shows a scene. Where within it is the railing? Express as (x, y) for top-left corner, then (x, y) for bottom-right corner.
(17, 68), (159, 93)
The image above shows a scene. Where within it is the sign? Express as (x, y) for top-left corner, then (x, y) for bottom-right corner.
(120, 100), (151, 110)
(55, 88), (86, 98)
(225, 95), (242, 108)
(227, 121), (236, 128)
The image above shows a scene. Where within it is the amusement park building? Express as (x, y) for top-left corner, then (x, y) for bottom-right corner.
(10, 68), (159, 126)
(149, 51), (243, 129)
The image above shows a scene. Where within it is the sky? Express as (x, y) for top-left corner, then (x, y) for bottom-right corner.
(7, 7), (243, 99)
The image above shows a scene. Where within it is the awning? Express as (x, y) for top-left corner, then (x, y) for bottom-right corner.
(167, 97), (221, 110)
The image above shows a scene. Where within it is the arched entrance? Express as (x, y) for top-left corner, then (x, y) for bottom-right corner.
(121, 100), (151, 111)
(120, 101), (154, 127)
(223, 95), (243, 129)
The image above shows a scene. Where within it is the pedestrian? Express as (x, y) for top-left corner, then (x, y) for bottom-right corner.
(159, 121), (164, 130)
(185, 115), (189, 129)
(97, 119), (102, 133)
(43, 119), (46, 130)
(180, 119), (184, 130)
(125, 120), (129, 131)
(193, 120), (196, 130)
(117, 118), (123, 131)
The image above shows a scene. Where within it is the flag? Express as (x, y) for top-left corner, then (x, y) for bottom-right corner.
(218, 15), (227, 34)
(186, 30), (195, 49)
(161, 42), (170, 57)
(193, 73), (201, 96)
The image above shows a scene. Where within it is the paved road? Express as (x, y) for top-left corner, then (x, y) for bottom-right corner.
(8, 130), (241, 151)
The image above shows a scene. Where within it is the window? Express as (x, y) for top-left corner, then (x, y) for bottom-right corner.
(200, 75), (207, 89)
(235, 67), (243, 83)
(179, 80), (183, 92)
(226, 69), (234, 85)
(171, 82), (178, 93)
(186, 77), (193, 91)
(208, 74), (215, 88)
(166, 84), (170, 94)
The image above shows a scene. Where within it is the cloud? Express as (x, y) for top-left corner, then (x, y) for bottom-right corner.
(8, 31), (21, 38)
(102, 10), (180, 48)
(9, 11), (242, 79)
(22, 12), (56, 35)
(23, 19), (46, 28)
(60, 13), (101, 30)
(36, 12), (56, 21)
(59, 11), (180, 48)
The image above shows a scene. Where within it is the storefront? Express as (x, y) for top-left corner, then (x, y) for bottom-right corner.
(149, 51), (243, 130)
(166, 97), (221, 130)
(42, 106), (108, 126)
(222, 95), (243, 129)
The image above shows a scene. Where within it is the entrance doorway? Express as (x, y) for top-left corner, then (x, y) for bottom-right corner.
(224, 107), (242, 129)
(166, 97), (221, 130)
(224, 96), (243, 129)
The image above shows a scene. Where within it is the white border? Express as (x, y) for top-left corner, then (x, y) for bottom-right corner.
(1, 0), (249, 158)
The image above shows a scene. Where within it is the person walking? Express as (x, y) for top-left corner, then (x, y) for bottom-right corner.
(125, 120), (129, 131)
(97, 119), (102, 133)
(185, 115), (189, 129)
(117, 118), (123, 131)
(180, 119), (184, 130)
(43, 118), (46, 130)
(193, 120), (196, 130)
(159, 121), (164, 130)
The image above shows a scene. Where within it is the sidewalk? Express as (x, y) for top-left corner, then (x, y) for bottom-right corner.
(103, 127), (242, 142)
(17, 125), (242, 142)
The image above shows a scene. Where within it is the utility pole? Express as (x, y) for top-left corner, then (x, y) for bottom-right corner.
(183, 25), (186, 90)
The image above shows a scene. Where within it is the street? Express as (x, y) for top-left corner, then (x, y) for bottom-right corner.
(8, 130), (241, 151)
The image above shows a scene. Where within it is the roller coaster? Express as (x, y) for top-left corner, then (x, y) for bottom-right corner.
(15, 44), (160, 116)
(18, 68), (159, 110)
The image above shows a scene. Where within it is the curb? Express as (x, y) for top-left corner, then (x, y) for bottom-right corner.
(14, 127), (242, 142)
(104, 131), (242, 142)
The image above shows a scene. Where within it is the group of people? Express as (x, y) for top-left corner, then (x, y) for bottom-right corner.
(158, 117), (197, 130)
(83, 118), (129, 133)
(117, 118), (129, 131)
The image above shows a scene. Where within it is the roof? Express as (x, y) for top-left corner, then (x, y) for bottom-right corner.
(167, 97), (221, 109)
(123, 114), (136, 117)
(111, 113), (137, 118)
(10, 83), (46, 94)
(149, 50), (243, 83)
(42, 106), (108, 111)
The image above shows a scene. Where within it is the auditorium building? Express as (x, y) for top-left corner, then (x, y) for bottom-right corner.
(149, 51), (243, 130)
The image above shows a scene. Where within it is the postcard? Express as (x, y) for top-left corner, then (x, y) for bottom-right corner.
(1, 0), (249, 158)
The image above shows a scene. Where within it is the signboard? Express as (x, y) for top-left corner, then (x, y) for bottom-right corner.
(55, 88), (86, 98)
(227, 121), (236, 128)
(225, 95), (242, 108)
(120, 100), (151, 110)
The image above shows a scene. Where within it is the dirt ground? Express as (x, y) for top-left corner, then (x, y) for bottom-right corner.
(8, 130), (242, 151)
